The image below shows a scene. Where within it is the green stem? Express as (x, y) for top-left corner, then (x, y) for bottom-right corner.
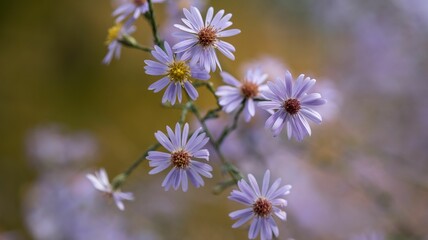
(216, 101), (245, 146)
(188, 102), (243, 184)
(193, 81), (223, 121)
(118, 39), (152, 52)
(145, 0), (162, 47)
(179, 102), (192, 125)
(112, 143), (160, 190)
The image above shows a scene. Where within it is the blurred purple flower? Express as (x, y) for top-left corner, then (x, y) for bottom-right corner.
(144, 41), (210, 105)
(25, 171), (135, 240)
(239, 56), (288, 82)
(259, 71), (326, 141)
(26, 125), (97, 167)
(216, 69), (268, 122)
(167, 0), (207, 17)
(87, 169), (134, 210)
(173, 6), (240, 72)
(113, 0), (165, 23)
(161, 0), (207, 43)
(103, 22), (136, 65)
(229, 170), (291, 240)
(349, 231), (385, 240)
(147, 122), (212, 191)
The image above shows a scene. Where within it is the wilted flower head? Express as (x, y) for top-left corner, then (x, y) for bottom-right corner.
(173, 6), (241, 72)
(147, 122), (212, 191)
(86, 169), (134, 210)
(258, 71), (326, 141)
(229, 170), (291, 240)
(103, 22), (136, 65)
(145, 41), (210, 105)
(216, 69), (268, 122)
(113, 0), (165, 23)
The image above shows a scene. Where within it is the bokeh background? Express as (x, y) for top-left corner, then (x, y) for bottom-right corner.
(1, 0), (428, 239)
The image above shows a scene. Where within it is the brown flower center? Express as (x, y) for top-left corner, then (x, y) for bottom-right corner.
(171, 149), (191, 169)
(240, 82), (259, 98)
(284, 98), (301, 115)
(198, 26), (217, 47)
(253, 197), (272, 218)
(133, 0), (146, 6)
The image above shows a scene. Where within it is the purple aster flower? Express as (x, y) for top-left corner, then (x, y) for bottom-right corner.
(147, 122), (212, 191)
(350, 231), (385, 240)
(103, 22), (136, 65)
(216, 69), (268, 122)
(144, 41), (210, 105)
(173, 6), (241, 72)
(229, 170), (291, 240)
(86, 168), (134, 210)
(113, 0), (165, 23)
(258, 71), (326, 141)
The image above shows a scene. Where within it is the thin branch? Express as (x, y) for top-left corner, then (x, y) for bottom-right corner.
(179, 102), (192, 125)
(216, 101), (245, 146)
(112, 143), (160, 190)
(189, 102), (243, 184)
(118, 38), (152, 52)
(145, 0), (162, 47)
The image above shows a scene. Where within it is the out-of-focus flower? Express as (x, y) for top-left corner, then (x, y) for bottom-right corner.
(147, 122), (212, 191)
(86, 169), (134, 210)
(349, 231), (385, 240)
(229, 170), (291, 240)
(313, 79), (341, 121)
(173, 6), (240, 72)
(0, 231), (22, 240)
(167, 0), (207, 16)
(258, 71), (326, 141)
(25, 171), (138, 240)
(103, 22), (136, 65)
(240, 56), (288, 82)
(113, 0), (165, 23)
(26, 125), (97, 167)
(144, 41), (210, 105)
(216, 69), (268, 122)
(162, 0), (207, 42)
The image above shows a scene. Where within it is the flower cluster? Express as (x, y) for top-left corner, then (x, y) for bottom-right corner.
(92, 2), (331, 240)
(144, 6), (240, 104)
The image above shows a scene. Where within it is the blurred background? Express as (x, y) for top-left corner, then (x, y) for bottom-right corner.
(1, 0), (428, 239)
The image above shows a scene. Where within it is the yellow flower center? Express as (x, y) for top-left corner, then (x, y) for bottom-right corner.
(105, 23), (122, 45)
(167, 61), (191, 84)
